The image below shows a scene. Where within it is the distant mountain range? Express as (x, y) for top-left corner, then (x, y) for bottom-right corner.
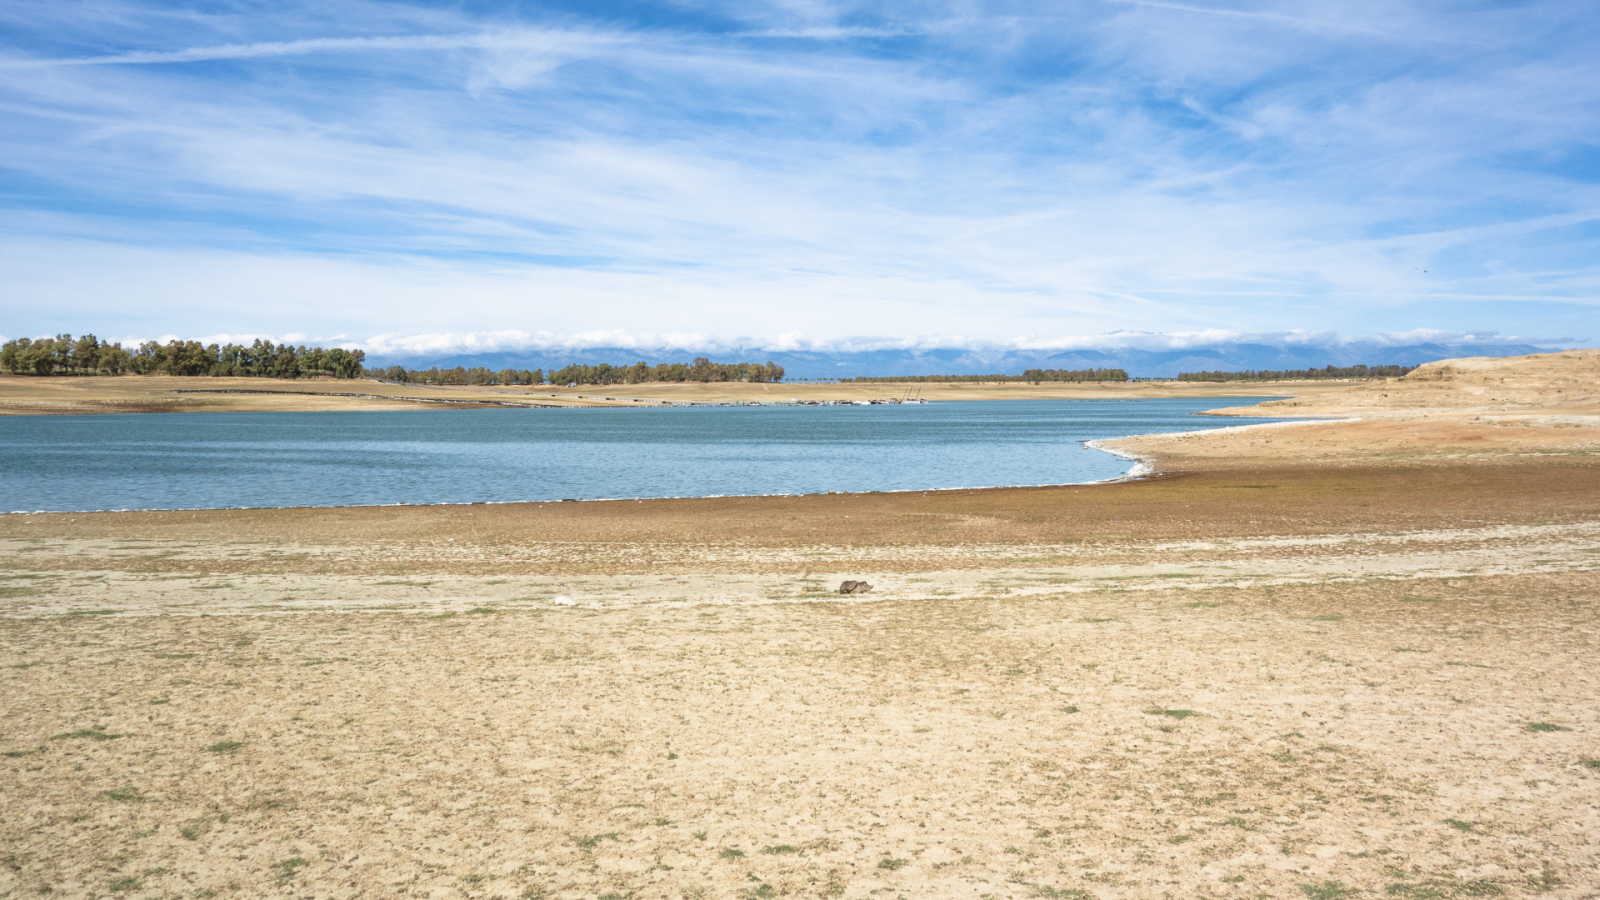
(366, 341), (1557, 380)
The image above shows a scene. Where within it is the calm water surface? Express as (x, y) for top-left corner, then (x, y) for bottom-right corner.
(1, 398), (1290, 512)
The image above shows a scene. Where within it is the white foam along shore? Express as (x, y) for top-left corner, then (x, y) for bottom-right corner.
(1084, 416), (1352, 482)
(1081, 440), (1155, 482)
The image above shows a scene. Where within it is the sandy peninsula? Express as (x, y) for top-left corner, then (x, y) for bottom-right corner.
(1, 350), (1597, 899)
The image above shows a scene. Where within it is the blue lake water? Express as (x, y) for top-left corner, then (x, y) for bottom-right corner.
(0, 398), (1291, 512)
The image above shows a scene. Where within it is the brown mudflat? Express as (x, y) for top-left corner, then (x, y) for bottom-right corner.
(1, 350), (1597, 899)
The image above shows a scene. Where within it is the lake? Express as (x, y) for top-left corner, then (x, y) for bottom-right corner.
(0, 398), (1291, 512)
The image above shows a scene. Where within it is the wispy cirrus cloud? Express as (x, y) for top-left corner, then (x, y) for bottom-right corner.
(0, 0), (1595, 348)
(1100, 0), (1403, 40)
(0, 31), (624, 67)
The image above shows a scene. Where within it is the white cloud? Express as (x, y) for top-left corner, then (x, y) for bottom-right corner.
(0, 29), (629, 68)
(0, 0), (1595, 345)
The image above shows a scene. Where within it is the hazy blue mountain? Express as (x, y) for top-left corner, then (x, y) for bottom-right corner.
(367, 341), (1554, 380)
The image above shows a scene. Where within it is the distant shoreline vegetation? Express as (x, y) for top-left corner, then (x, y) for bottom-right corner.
(2, 335), (1415, 385)
(381, 357), (785, 386)
(0, 334), (366, 378)
(1176, 364), (1416, 382)
(847, 368), (1130, 383)
(0, 336), (785, 386)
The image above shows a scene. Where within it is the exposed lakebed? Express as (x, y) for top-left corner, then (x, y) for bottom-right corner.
(1, 397), (1292, 512)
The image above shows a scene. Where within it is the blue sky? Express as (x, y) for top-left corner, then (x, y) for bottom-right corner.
(1, 0), (1596, 355)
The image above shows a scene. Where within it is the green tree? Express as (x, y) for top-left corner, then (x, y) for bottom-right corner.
(0, 338), (24, 373)
(97, 343), (130, 375)
(71, 334), (100, 372)
(23, 338), (59, 375)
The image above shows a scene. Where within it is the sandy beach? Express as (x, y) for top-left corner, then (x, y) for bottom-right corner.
(2, 350), (1597, 899)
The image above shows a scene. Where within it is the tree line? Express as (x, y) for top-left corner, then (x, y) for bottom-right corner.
(0, 333), (788, 388)
(377, 366), (545, 386)
(543, 358), (786, 386)
(847, 367), (1129, 384)
(0, 334), (366, 378)
(1176, 364), (1416, 382)
(378, 357), (785, 386)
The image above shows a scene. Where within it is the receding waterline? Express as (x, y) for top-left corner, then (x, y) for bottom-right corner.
(0, 398), (1293, 513)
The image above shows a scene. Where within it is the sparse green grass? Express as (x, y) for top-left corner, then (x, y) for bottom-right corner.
(1030, 887), (1093, 900)
(205, 741), (244, 754)
(1060, 705), (1080, 714)
(1526, 722), (1569, 733)
(1300, 882), (1348, 899)
(108, 876), (142, 892)
(1445, 818), (1476, 831)
(1385, 885), (1445, 898)
(761, 845), (800, 855)
(574, 833), (620, 849)
(877, 857), (908, 870)
(1312, 614), (1344, 622)
(100, 788), (144, 802)
(1185, 601), (1217, 608)
(50, 728), (121, 742)
(273, 857), (309, 884)
(718, 848), (746, 859)
(1402, 595), (1439, 603)
(1525, 864), (1561, 892)
(1580, 759), (1600, 770)
(1144, 708), (1197, 720)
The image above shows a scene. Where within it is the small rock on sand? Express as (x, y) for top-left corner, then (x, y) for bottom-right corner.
(838, 580), (872, 594)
